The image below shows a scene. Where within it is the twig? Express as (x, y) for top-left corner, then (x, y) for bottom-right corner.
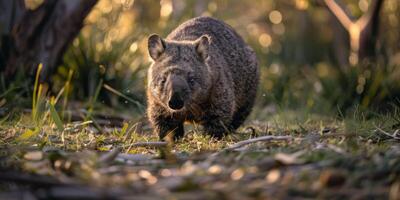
(205, 135), (300, 162)
(323, 0), (385, 64)
(116, 153), (152, 162)
(374, 126), (400, 140)
(324, 0), (384, 31)
(130, 141), (168, 148)
(223, 135), (295, 151)
(324, 0), (353, 30)
(99, 147), (122, 164)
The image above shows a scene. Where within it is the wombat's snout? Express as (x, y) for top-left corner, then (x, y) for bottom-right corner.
(168, 93), (184, 110)
(166, 75), (187, 110)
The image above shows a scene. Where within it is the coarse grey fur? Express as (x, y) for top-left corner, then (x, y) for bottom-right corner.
(147, 16), (259, 140)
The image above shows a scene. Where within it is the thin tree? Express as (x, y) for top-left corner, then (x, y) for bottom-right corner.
(324, 0), (384, 65)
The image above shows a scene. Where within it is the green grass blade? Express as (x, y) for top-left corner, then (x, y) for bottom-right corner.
(32, 63), (43, 119)
(119, 122), (129, 137)
(33, 84), (44, 122)
(18, 129), (39, 141)
(49, 103), (64, 132)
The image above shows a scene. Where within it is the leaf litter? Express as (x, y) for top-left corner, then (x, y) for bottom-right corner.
(0, 113), (400, 200)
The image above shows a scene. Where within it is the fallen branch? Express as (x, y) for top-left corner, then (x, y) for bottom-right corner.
(224, 135), (295, 151)
(129, 141), (168, 148)
(116, 153), (152, 162)
(98, 147), (122, 164)
(374, 126), (400, 140)
(205, 135), (300, 162)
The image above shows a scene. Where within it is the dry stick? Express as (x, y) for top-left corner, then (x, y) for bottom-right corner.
(99, 147), (122, 164)
(117, 153), (152, 162)
(206, 133), (357, 162)
(223, 135), (296, 151)
(99, 142), (168, 164)
(221, 133), (356, 152)
(205, 135), (298, 161)
(101, 142), (168, 160)
(130, 141), (168, 148)
(374, 126), (400, 140)
(206, 133), (354, 165)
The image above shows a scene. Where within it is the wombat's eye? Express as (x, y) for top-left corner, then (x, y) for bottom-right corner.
(188, 77), (195, 86)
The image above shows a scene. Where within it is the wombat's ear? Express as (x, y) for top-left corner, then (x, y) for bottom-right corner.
(195, 35), (210, 61)
(148, 34), (166, 61)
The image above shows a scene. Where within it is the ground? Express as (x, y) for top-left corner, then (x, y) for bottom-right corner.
(0, 109), (400, 200)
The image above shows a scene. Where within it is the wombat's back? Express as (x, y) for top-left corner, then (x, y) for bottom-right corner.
(167, 16), (259, 129)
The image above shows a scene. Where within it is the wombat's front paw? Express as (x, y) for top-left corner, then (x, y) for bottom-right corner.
(204, 122), (230, 139)
(156, 123), (184, 141)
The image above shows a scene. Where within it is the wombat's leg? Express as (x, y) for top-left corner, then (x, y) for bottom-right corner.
(204, 121), (230, 139)
(203, 116), (231, 139)
(231, 98), (255, 130)
(203, 94), (235, 139)
(173, 123), (184, 140)
(153, 118), (184, 141)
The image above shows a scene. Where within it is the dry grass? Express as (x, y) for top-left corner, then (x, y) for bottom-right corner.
(1, 108), (399, 199)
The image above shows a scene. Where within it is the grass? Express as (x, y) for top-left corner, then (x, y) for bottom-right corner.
(0, 66), (398, 200)
(0, 102), (399, 199)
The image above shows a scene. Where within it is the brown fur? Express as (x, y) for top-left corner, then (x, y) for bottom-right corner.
(147, 16), (259, 140)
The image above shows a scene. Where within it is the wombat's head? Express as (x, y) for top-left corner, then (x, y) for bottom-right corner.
(147, 34), (212, 111)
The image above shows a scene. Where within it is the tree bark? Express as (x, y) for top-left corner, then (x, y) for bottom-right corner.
(0, 0), (98, 82)
(0, 0), (25, 69)
(358, 0), (384, 60)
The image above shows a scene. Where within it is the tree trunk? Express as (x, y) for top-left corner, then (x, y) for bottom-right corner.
(0, 0), (98, 82)
(324, 0), (384, 65)
(0, 0), (25, 70)
(358, 0), (384, 60)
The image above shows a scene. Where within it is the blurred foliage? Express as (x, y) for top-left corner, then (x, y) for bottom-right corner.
(23, 0), (400, 116)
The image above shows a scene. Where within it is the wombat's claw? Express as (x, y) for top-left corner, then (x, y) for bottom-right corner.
(206, 130), (226, 140)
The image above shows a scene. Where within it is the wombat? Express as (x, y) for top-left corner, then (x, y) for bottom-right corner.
(147, 16), (259, 140)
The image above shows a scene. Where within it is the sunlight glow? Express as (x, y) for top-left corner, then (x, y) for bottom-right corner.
(269, 10), (283, 24)
(231, 169), (244, 180)
(266, 170), (280, 183)
(358, 0), (369, 12)
(259, 33), (272, 48)
(160, 0), (173, 18)
(295, 0), (309, 10)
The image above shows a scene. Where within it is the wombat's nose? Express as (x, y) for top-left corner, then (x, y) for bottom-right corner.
(168, 94), (184, 110)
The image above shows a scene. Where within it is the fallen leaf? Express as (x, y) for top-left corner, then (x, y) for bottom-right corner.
(274, 152), (304, 165)
(24, 151), (43, 161)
